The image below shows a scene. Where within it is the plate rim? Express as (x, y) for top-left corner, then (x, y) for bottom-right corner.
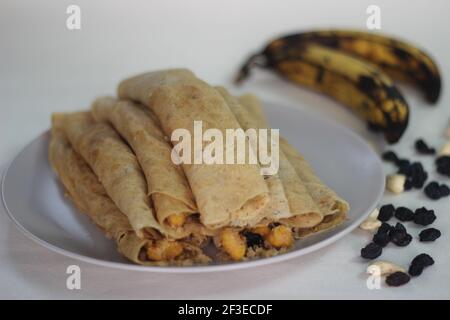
(1, 101), (385, 273)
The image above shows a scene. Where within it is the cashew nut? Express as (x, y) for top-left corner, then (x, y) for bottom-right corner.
(439, 141), (450, 156)
(359, 218), (382, 231)
(386, 174), (406, 194)
(367, 261), (405, 276)
(369, 208), (379, 220)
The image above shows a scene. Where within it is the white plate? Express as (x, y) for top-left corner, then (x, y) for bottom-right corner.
(1, 101), (384, 273)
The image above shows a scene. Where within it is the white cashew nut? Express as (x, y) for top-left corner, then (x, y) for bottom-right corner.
(369, 208), (379, 220)
(359, 209), (381, 231)
(439, 141), (450, 156)
(359, 218), (382, 231)
(367, 261), (405, 276)
(386, 174), (406, 194)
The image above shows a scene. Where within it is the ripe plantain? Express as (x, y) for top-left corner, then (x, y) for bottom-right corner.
(237, 42), (409, 143)
(254, 29), (441, 103)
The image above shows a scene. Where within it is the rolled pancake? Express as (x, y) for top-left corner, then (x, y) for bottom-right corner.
(238, 93), (349, 218)
(118, 70), (270, 229)
(215, 87), (290, 220)
(59, 111), (194, 239)
(49, 115), (209, 266)
(280, 137), (350, 216)
(91, 97), (200, 230)
(220, 89), (322, 228)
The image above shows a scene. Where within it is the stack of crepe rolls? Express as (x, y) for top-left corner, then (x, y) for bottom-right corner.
(49, 68), (349, 265)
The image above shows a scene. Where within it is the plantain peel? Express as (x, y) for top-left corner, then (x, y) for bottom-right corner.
(272, 30), (441, 103)
(237, 42), (409, 143)
(237, 29), (441, 143)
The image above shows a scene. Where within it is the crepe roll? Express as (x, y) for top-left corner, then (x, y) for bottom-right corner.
(118, 69), (270, 229)
(218, 88), (323, 228)
(49, 114), (209, 265)
(238, 93), (349, 219)
(91, 97), (199, 231)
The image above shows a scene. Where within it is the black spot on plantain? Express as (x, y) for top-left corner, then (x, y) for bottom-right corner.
(391, 47), (410, 60)
(357, 75), (378, 93)
(315, 66), (325, 84)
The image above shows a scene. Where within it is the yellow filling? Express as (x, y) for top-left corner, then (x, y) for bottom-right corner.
(266, 225), (294, 248)
(220, 228), (247, 261)
(146, 239), (184, 261)
(166, 213), (186, 228)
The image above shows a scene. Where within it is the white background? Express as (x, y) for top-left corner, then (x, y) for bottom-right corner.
(1, 0), (450, 299)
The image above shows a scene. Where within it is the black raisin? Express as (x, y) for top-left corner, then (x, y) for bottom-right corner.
(382, 151), (398, 163)
(409, 162), (428, 188)
(397, 162), (412, 175)
(373, 232), (391, 247)
(377, 222), (392, 234)
(396, 159), (410, 170)
(413, 207), (436, 226)
(386, 272), (410, 287)
(378, 205), (395, 222)
(392, 233), (412, 247)
(419, 228), (441, 242)
(424, 181), (442, 200)
(395, 207), (414, 222)
(404, 178), (413, 190)
(361, 242), (382, 259)
(411, 253), (434, 267)
(243, 232), (264, 248)
(415, 139), (435, 155)
(392, 222), (406, 233)
(408, 263), (424, 277)
(436, 156), (450, 177)
(440, 184), (450, 196)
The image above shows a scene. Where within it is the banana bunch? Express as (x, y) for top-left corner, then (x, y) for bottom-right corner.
(236, 29), (441, 143)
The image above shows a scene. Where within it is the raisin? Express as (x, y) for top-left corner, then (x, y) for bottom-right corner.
(424, 181), (449, 200)
(436, 156), (450, 177)
(396, 159), (410, 170)
(409, 254), (434, 277)
(361, 242), (382, 259)
(397, 162), (412, 175)
(392, 222), (406, 233)
(409, 162), (428, 188)
(382, 151), (399, 163)
(413, 207), (436, 226)
(440, 184), (450, 196)
(415, 139), (435, 155)
(411, 253), (434, 267)
(373, 232), (390, 247)
(243, 232), (264, 248)
(419, 228), (441, 242)
(386, 272), (410, 287)
(378, 205), (395, 222)
(395, 207), (414, 221)
(404, 178), (413, 190)
(392, 233), (412, 247)
(377, 222), (392, 234)
(408, 263), (424, 277)
(389, 223), (411, 247)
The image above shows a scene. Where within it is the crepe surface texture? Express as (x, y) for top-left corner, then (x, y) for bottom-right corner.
(90, 97), (213, 237)
(49, 114), (209, 265)
(118, 70), (270, 229)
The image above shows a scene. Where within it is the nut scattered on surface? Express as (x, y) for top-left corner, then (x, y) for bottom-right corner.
(386, 174), (406, 194)
(369, 208), (379, 220)
(439, 141), (450, 156)
(359, 218), (382, 231)
(367, 260), (406, 276)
